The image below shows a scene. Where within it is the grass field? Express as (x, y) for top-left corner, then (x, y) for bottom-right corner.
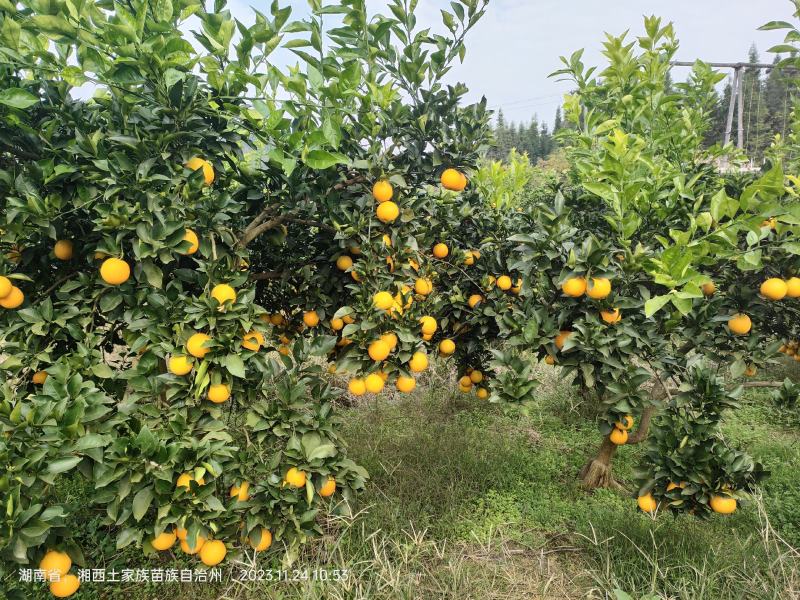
(24, 359), (800, 600)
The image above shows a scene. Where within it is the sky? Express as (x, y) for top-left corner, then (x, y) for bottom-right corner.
(225, 0), (791, 127)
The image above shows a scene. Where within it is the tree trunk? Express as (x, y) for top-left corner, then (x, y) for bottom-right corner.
(578, 435), (624, 490)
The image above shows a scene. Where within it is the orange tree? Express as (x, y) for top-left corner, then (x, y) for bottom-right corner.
(498, 18), (799, 503)
(0, 0), (493, 596)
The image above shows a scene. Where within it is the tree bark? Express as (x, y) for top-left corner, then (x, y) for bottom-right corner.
(578, 435), (623, 490)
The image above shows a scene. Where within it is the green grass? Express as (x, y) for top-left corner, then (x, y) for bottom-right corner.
(18, 360), (800, 599)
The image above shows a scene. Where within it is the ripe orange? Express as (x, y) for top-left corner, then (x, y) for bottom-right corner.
(459, 375), (473, 388)
(419, 315), (437, 335)
(278, 344), (291, 356)
(284, 467), (307, 488)
(176, 472), (205, 489)
(396, 376), (417, 393)
(496, 275), (512, 290)
(615, 415), (634, 431)
(0, 275), (11, 298)
(761, 278), (788, 300)
(601, 308), (621, 324)
(414, 278), (433, 296)
(786, 277), (800, 298)
(476, 388), (489, 400)
(303, 310), (320, 327)
(368, 339), (391, 361)
(439, 339), (456, 356)
(441, 168), (467, 191)
(469, 370), (483, 384)
(702, 281), (716, 296)
(561, 277), (587, 297)
(586, 277), (611, 299)
(54, 240), (73, 260)
(49, 573), (80, 597)
(380, 332), (398, 349)
(458, 384), (472, 393)
(330, 317), (344, 331)
(199, 540), (227, 566)
(666, 481), (685, 492)
(186, 332), (212, 358)
(365, 373), (385, 393)
(348, 378), (366, 396)
(554, 330), (573, 350)
(32, 370), (48, 385)
(207, 384), (230, 404)
(0, 285), (23, 308)
(183, 229), (199, 254)
(545, 355), (556, 365)
(152, 531), (177, 551)
(269, 313), (285, 326)
(468, 294), (483, 308)
(180, 535), (206, 554)
(372, 180), (394, 203)
(168, 355), (193, 376)
(609, 427), (628, 445)
(319, 476), (336, 497)
(709, 494), (737, 514)
(40, 550), (72, 578)
(432, 243), (449, 258)
(211, 283), (237, 306)
(336, 255), (353, 271)
(637, 493), (657, 513)
(186, 156), (215, 185)
(409, 352), (429, 373)
(250, 528), (272, 551)
(373, 291), (394, 311)
(242, 330), (265, 351)
(230, 481), (251, 501)
(727, 313), (752, 335)
(376, 201), (400, 223)
(463, 250), (476, 266)
(100, 257), (131, 285)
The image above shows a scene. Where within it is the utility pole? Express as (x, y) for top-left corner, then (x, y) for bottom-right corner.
(723, 67), (740, 148)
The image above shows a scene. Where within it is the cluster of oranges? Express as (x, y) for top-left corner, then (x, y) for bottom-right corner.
(778, 340), (800, 362)
(561, 275), (618, 324)
(38, 550), (80, 598)
(609, 414), (634, 446)
(457, 368), (489, 399)
(637, 487), (737, 515)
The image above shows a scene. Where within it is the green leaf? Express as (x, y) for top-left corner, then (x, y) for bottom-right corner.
(153, 0), (174, 22)
(132, 486), (153, 521)
(141, 260), (163, 288)
(47, 456), (82, 474)
(224, 354), (246, 378)
(304, 150), (348, 170)
(644, 295), (671, 317)
(0, 88), (38, 109)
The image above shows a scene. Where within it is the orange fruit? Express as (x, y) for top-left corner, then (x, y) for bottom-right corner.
(330, 317), (344, 331)
(208, 384), (231, 404)
(319, 476), (336, 497)
(615, 415), (634, 431)
(786, 277), (800, 298)
(100, 257), (131, 285)
(496, 275), (512, 291)
(396, 376), (417, 393)
(373, 291), (394, 311)
(269, 313), (285, 326)
(476, 388), (489, 400)
(409, 352), (429, 373)
(336, 255), (353, 271)
(53, 240), (73, 260)
(414, 278), (433, 296)
(372, 180), (394, 203)
(32, 370), (48, 385)
(561, 277), (587, 297)
(469, 370), (483, 384)
(467, 294), (483, 308)
(432, 243), (449, 258)
(544, 355), (556, 365)
(186, 332), (212, 358)
(303, 310), (320, 327)
(284, 467), (306, 488)
(180, 535), (206, 554)
(168, 355), (193, 376)
(368, 340), (391, 361)
(459, 375), (473, 388)
(376, 201), (400, 223)
(176, 472), (205, 489)
(666, 481), (685, 492)
(419, 316), (437, 335)
(365, 373), (385, 393)
(709, 494), (737, 514)
(609, 427), (628, 445)
(554, 330), (573, 350)
(242, 330), (265, 351)
(0, 275), (11, 298)
(601, 309), (621, 324)
(152, 531), (177, 551)
(230, 481), (251, 501)
(182, 229), (199, 254)
(49, 573), (80, 597)
(439, 339), (455, 356)
(0, 285), (24, 309)
(40, 550), (72, 578)
(199, 540), (227, 566)
(727, 314), (751, 335)
(380, 332), (398, 349)
(463, 250), (476, 266)
(702, 281), (716, 296)
(586, 277), (611, 299)
(760, 278), (788, 301)
(210, 283), (237, 306)
(440, 168), (467, 191)
(249, 528), (272, 552)
(637, 493), (657, 513)
(186, 156), (215, 185)
(348, 378), (366, 396)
